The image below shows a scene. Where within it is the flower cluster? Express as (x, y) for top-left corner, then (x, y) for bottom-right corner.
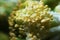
(8, 0), (53, 40)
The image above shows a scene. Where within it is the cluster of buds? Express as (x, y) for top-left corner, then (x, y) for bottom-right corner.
(8, 0), (53, 40)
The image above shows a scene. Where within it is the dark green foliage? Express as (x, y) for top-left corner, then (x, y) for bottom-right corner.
(43, 0), (60, 10)
(0, 0), (17, 35)
(0, 32), (9, 40)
